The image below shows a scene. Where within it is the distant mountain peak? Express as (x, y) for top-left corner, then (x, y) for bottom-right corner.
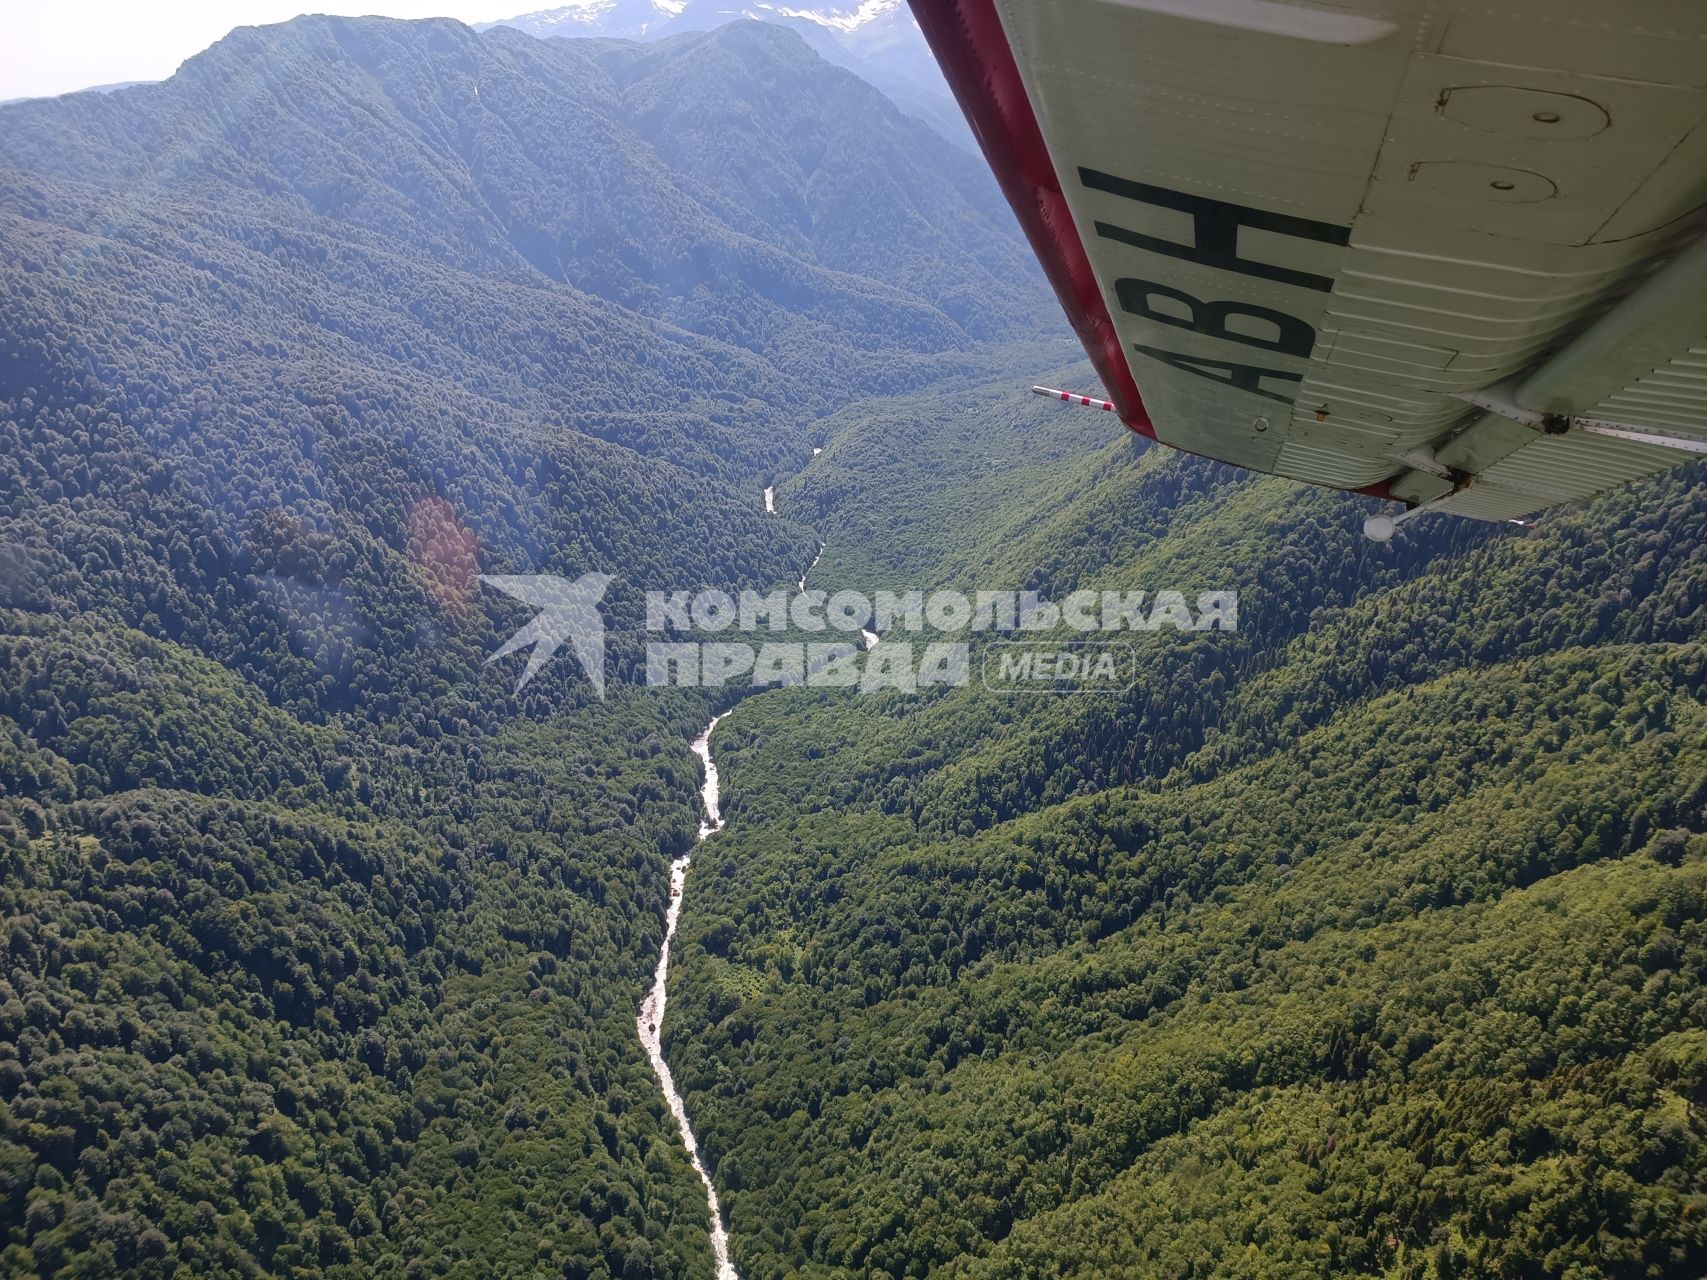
(743, 0), (908, 34)
(490, 0), (690, 37)
(494, 0), (904, 37)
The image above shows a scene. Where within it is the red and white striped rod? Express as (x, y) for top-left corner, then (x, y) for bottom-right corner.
(1031, 385), (1115, 412)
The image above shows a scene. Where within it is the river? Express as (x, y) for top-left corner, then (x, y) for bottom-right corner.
(797, 541), (824, 592)
(637, 712), (740, 1280)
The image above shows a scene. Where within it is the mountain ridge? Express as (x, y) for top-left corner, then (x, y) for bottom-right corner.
(1, 17), (1029, 345)
(482, 0), (972, 146)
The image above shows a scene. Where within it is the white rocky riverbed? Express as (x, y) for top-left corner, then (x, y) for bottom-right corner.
(636, 712), (739, 1279)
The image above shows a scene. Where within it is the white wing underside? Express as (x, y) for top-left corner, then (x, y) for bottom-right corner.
(996, 0), (1707, 519)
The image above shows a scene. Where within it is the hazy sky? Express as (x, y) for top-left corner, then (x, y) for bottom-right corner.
(0, 1), (558, 100)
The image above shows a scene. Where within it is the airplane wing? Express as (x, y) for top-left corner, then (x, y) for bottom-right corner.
(911, 0), (1707, 533)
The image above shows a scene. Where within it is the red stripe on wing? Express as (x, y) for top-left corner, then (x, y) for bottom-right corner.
(910, 0), (1154, 439)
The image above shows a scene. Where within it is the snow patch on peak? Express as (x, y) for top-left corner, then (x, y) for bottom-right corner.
(499, 0), (684, 29)
(764, 0), (903, 33)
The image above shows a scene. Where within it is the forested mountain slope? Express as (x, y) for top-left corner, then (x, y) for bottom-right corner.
(484, 0), (969, 150)
(0, 16), (1052, 1279)
(1, 18), (1036, 379)
(668, 374), (1707, 1278)
(0, 10), (1052, 724)
(0, 609), (728, 1279)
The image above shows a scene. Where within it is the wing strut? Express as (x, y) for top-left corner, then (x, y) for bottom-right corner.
(1458, 384), (1707, 456)
(1032, 385), (1117, 412)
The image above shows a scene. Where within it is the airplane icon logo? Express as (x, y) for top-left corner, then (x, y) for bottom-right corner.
(480, 572), (614, 696)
